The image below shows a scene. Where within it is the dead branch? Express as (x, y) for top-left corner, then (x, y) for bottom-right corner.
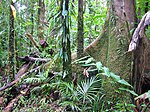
(128, 11), (150, 52)
(2, 86), (30, 112)
(26, 33), (39, 50)
(0, 61), (52, 92)
(0, 65), (42, 92)
(17, 56), (51, 63)
(15, 63), (31, 79)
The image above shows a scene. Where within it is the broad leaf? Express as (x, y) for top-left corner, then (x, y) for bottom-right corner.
(103, 66), (110, 77)
(119, 88), (138, 96)
(118, 79), (132, 87)
(110, 72), (120, 81)
(96, 62), (102, 71)
(85, 57), (94, 64)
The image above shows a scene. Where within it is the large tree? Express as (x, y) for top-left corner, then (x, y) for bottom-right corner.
(81, 0), (137, 101)
(61, 0), (72, 79)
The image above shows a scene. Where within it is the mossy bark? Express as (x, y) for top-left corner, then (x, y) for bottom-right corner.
(61, 0), (72, 81)
(83, 0), (137, 101)
(8, 2), (16, 78)
(85, 0), (136, 77)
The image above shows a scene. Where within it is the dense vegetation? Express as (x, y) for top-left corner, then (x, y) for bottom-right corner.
(0, 0), (150, 111)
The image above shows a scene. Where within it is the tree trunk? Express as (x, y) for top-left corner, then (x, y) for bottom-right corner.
(38, 0), (46, 44)
(128, 10), (150, 110)
(77, 0), (84, 59)
(8, 2), (16, 78)
(61, 0), (72, 80)
(76, 0), (84, 82)
(83, 0), (137, 101)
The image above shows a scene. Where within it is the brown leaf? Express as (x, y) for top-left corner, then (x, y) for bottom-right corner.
(83, 68), (89, 77)
(0, 97), (3, 104)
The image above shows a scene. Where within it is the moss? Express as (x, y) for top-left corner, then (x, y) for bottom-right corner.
(83, 11), (132, 105)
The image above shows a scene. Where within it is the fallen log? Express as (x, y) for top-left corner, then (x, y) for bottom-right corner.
(2, 86), (30, 112)
(15, 63), (30, 79)
(0, 65), (41, 92)
(17, 56), (51, 63)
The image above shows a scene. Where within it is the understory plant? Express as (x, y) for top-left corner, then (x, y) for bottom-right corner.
(13, 56), (137, 111)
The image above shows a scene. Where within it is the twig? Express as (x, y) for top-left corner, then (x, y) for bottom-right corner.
(26, 33), (40, 51)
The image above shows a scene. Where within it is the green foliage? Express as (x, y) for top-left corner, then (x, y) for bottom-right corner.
(11, 57), (137, 111)
(74, 56), (137, 111)
(14, 56), (132, 111)
(145, 26), (150, 39)
(75, 56), (137, 91)
(57, 76), (102, 111)
(0, 1), (9, 67)
(0, 0), (141, 111)
(84, 0), (107, 46)
(136, 0), (150, 17)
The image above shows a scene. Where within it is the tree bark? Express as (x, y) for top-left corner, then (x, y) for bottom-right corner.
(85, 0), (136, 73)
(77, 0), (84, 59)
(61, 0), (72, 80)
(38, 0), (47, 51)
(8, 2), (16, 78)
(76, 0), (84, 82)
(81, 0), (137, 101)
